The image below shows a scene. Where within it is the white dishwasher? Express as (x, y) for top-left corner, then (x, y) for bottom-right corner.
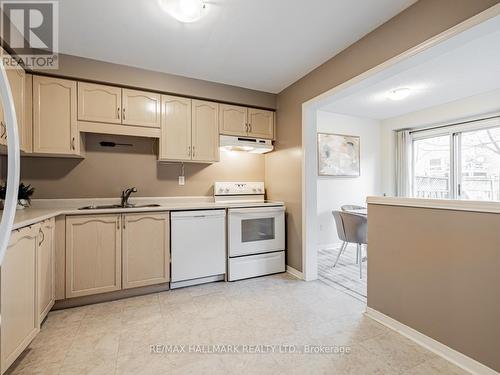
(170, 210), (226, 289)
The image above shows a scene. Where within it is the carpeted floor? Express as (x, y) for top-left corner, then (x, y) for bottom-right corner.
(318, 243), (367, 302)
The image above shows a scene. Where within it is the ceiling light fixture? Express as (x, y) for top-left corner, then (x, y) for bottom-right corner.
(160, 0), (207, 23)
(386, 87), (412, 101)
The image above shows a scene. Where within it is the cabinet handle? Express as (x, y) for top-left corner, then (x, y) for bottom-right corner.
(38, 228), (45, 246)
(188, 145), (191, 157)
(0, 121), (5, 138)
(117, 107), (120, 119)
(245, 123), (248, 133)
(123, 218), (126, 229)
(117, 217), (120, 230)
(122, 107), (126, 121)
(71, 137), (75, 150)
(248, 123), (252, 133)
(192, 145), (195, 158)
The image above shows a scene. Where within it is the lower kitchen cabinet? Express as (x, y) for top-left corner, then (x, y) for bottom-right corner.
(1, 225), (40, 374)
(38, 218), (55, 322)
(65, 214), (122, 298)
(122, 213), (170, 289)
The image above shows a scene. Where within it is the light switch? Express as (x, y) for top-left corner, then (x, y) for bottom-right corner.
(178, 176), (185, 185)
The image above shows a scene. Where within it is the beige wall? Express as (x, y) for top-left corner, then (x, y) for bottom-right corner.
(34, 54), (276, 110)
(266, 0), (500, 272)
(367, 203), (500, 372)
(4, 134), (264, 199)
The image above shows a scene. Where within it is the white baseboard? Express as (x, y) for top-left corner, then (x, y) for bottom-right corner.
(286, 265), (303, 280)
(365, 307), (498, 375)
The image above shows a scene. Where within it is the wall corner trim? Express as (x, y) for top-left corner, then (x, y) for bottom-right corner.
(365, 307), (499, 375)
(286, 266), (303, 280)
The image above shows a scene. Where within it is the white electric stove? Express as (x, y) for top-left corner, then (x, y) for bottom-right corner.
(214, 182), (286, 281)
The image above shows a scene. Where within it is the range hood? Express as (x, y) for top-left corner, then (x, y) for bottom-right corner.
(220, 135), (273, 154)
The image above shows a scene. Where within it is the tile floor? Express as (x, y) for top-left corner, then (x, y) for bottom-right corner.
(318, 244), (367, 301)
(7, 274), (469, 375)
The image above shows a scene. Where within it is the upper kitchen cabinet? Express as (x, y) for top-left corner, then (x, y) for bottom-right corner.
(247, 108), (274, 139)
(219, 105), (275, 139)
(219, 104), (247, 137)
(122, 88), (161, 128)
(78, 83), (161, 137)
(77, 82), (122, 124)
(0, 53), (28, 152)
(33, 76), (81, 156)
(159, 95), (192, 162)
(191, 100), (219, 162)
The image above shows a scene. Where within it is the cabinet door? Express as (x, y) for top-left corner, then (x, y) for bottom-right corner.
(159, 95), (192, 161)
(219, 104), (247, 137)
(1, 225), (39, 374)
(122, 88), (161, 128)
(66, 215), (121, 298)
(122, 213), (170, 289)
(33, 76), (79, 155)
(77, 82), (122, 124)
(248, 108), (274, 139)
(192, 100), (219, 162)
(6, 62), (26, 151)
(38, 219), (55, 322)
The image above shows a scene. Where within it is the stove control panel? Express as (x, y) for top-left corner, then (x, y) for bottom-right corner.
(214, 182), (265, 195)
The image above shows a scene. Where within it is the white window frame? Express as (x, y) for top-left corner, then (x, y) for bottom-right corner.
(410, 116), (500, 200)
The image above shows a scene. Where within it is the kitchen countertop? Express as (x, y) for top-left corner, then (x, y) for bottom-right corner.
(7, 197), (285, 230)
(367, 196), (500, 214)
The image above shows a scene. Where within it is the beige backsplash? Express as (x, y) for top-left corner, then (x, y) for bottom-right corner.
(1, 133), (265, 199)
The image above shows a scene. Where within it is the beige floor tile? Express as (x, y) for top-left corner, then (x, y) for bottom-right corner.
(7, 274), (464, 375)
(403, 357), (472, 375)
(360, 331), (437, 373)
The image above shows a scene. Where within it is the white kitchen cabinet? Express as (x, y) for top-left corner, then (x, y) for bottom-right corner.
(77, 82), (122, 124)
(65, 214), (122, 298)
(191, 100), (219, 162)
(122, 213), (170, 289)
(247, 108), (274, 139)
(159, 96), (220, 163)
(1, 225), (40, 374)
(159, 95), (192, 161)
(122, 88), (161, 128)
(33, 76), (81, 156)
(0, 54), (27, 151)
(219, 105), (274, 139)
(219, 104), (247, 137)
(38, 219), (55, 322)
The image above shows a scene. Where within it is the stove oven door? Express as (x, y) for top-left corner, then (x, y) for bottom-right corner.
(228, 206), (285, 257)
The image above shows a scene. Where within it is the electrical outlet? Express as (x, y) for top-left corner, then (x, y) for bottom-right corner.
(178, 176), (185, 185)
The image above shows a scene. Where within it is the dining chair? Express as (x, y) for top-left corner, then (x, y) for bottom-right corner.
(339, 211), (368, 279)
(331, 211), (349, 267)
(341, 204), (366, 212)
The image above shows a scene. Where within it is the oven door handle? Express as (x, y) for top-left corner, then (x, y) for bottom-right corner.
(229, 207), (284, 215)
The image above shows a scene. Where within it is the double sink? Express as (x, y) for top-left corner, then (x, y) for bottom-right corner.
(78, 204), (161, 210)
(78, 187), (160, 210)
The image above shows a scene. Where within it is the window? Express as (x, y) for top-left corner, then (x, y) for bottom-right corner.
(410, 118), (500, 201)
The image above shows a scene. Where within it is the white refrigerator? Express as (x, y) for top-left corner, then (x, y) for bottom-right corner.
(0, 62), (21, 266)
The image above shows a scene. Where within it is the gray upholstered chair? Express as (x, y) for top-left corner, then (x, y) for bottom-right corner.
(341, 204), (366, 212)
(339, 211), (368, 279)
(331, 211), (348, 267)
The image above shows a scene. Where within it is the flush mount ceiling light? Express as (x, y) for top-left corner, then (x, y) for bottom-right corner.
(160, 0), (207, 23)
(386, 87), (412, 101)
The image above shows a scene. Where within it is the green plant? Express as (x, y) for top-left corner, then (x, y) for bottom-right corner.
(0, 182), (35, 205)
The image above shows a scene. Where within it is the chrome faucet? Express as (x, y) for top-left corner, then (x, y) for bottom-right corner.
(121, 187), (137, 207)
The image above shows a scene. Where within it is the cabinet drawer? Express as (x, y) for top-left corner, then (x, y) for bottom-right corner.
(228, 251), (285, 281)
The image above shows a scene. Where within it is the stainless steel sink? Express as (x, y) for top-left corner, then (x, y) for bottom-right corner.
(78, 204), (161, 210)
(78, 204), (122, 210)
